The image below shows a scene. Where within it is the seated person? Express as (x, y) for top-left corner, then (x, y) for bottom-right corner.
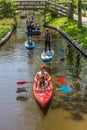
(35, 23), (39, 30)
(34, 65), (51, 90)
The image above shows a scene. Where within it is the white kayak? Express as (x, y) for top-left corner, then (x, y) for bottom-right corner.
(24, 40), (35, 50)
(41, 50), (55, 62)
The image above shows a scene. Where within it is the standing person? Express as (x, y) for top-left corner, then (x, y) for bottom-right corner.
(44, 28), (52, 54)
(31, 15), (34, 22)
(35, 23), (39, 30)
(26, 21), (33, 45)
(34, 65), (51, 90)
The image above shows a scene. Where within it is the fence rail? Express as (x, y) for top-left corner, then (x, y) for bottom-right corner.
(13, 0), (68, 16)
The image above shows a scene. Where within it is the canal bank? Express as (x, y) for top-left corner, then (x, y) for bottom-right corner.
(0, 26), (16, 47)
(1, 17), (87, 58)
(45, 25), (87, 57)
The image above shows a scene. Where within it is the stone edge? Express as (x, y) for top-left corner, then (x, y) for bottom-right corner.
(45, 25), (87, 57)
(0, 26), (16, 47)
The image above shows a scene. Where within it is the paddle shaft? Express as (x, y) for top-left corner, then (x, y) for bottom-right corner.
(17, 78), (67, 85)
(16, 86), (71, 93)
(16, 81), (34, 85)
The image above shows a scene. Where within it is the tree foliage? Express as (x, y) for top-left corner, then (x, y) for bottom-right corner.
(0, 0), (16, 19)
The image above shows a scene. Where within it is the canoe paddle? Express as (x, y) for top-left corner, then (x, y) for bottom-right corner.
(16, 86), (72, 93)
(17, 78), (67, 85)
(56, 86), (72, 93)
(56, 78), (67, 83)
(16, 88), (52, 93)
(55, 78), (72, 92)
(16, 81), (33, 85)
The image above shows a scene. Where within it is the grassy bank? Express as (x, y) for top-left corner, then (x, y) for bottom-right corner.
(0, 18), (16, 40)
(47, 16), (87, 49)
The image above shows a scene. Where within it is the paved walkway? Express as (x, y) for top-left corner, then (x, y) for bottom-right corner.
(74, 14), (87, 26)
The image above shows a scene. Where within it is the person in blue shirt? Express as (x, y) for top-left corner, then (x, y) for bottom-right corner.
(26, 21), (33, 44)
(35, 23), (39, 30)
(31, 15), (34, 21)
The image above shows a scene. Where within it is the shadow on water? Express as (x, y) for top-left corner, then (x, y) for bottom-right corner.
(16, 91), (30, 102)
(16, 96), (29, 102)
(69, 111), (84, 121)
(35, 98), (52, 116)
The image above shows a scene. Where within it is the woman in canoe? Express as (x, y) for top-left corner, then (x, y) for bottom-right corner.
(34, 65), (51, 90)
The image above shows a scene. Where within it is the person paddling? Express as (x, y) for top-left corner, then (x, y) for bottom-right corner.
(34, 65), (51, 90)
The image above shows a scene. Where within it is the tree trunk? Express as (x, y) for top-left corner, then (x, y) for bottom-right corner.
(67, 2), (74, 19)
(78, 0), (82, 28)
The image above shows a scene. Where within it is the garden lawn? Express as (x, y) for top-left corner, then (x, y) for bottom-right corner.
(0, 18), (15, 40)
(48, 17), (87, 49)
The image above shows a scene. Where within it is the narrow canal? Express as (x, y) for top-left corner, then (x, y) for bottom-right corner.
(0, 12), (87, 130)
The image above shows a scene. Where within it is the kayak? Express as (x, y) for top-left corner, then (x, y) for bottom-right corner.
(24, 40), (35, 50)
(33, 81), (53, 108)
(20, 12), (27, 18)
(41, 50), (54, 62)
(32, 30), (41, 35)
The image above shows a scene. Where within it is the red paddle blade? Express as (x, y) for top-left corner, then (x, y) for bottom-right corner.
(56, 78), (66, 83)
(16, 81), (29, 85)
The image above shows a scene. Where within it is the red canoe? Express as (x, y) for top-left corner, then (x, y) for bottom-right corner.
(33, 81), (53, 108)
(20, 12), (27, 18)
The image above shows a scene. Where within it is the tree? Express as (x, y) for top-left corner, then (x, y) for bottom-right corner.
(78, 0), (82, 28)
(0, 0), (16, 19)
(68, 0), (74, 19)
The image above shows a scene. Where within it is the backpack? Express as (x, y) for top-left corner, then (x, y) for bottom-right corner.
(45, 33), (51, 41)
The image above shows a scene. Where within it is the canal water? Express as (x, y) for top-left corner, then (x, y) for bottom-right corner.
(0, 12), (87, 130)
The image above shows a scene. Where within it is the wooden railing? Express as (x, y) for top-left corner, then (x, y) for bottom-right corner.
(14, 0), (68, 16)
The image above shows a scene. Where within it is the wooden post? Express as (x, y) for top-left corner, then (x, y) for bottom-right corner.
(67, 1), (74, 19)
(43, 1), (46, 25)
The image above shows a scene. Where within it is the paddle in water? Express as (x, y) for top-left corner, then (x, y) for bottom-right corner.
(16, 87), (28, 93)
(59, 48), (65, 53)
(17, 78), (66, 85)
(56, 86), (72, 93)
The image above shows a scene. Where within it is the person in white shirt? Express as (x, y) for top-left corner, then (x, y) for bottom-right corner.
(34, 65), (51, 90)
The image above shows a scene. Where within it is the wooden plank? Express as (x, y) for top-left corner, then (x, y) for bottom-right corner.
(14, 0), (67, 17)
(16, 4), (45, 6)
(14, 0), (46, 2)
(16, 7), (45, 10)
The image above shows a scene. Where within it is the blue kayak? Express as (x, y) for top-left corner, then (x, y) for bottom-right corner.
(24, 40), (35, 50)
(41, 50), (54, 62)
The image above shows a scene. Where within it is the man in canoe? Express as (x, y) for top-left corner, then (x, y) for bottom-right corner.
(34, 65), (51, 90)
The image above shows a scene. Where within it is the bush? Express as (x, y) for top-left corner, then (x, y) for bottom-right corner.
(0, 0), (16, 19)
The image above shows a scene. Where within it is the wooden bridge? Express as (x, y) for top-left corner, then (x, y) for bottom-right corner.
(14, 0), (68, 22)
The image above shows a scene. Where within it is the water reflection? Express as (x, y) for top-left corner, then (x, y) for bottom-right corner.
(0, 12), (87, 130)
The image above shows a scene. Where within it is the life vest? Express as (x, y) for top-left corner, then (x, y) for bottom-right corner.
(27, 25), (32, 32)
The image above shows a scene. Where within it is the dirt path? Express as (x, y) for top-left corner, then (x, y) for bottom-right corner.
(74, 14), (87, 26)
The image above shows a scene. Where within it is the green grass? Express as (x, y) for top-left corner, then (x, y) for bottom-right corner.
(0, 18), (16, 40)
(47, 16), (87, 49)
